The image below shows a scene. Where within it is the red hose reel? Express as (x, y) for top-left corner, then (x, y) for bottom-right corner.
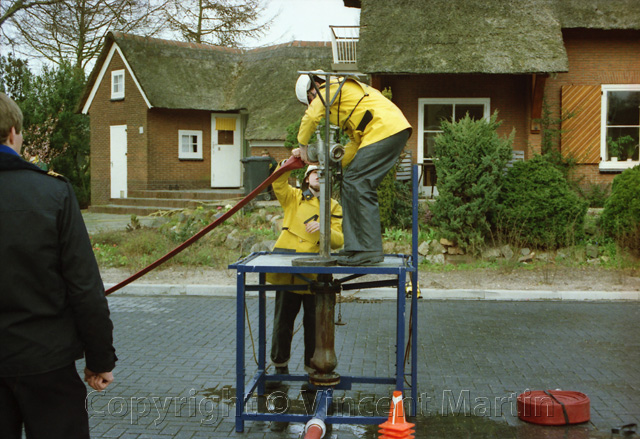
(517, 390), (590, 425)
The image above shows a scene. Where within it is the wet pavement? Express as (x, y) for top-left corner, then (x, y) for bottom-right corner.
(81, 212), (639, 437)
(83, 296), (639, 438)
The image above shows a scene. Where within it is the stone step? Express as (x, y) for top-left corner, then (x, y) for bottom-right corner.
(88, 205), (181, 216)
(109, 197), (222, 209)
(128, 189), (246, 201)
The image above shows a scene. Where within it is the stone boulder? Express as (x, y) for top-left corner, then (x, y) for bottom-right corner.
(426, 254), (445, 265)
(501, 245), (514, 260)
(417, 241), (430, 256)
(226, 229), (241, 249)
(429, 240), (446, 254)
(481, 247), (502, 260)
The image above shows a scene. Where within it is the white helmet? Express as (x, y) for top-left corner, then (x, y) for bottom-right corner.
(304, 165), (319, 180)
(295, 70), (325, 105)
(295, 75), (312, 105)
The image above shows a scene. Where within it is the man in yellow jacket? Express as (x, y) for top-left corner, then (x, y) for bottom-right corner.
(267, 148), (343, 378)
(295, 72), (412, 266)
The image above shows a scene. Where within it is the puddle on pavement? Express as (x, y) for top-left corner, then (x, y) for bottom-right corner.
(200, 386), (612, 439)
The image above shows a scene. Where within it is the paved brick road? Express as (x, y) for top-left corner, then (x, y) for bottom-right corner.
(82, 296), (639, 439)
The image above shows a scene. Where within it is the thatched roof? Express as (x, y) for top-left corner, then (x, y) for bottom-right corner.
(111, 33), (243, 110)
(81, 33), (332, 140)
(555, 0), (640, 29)
(236, 43), (333, 140)
(357, 0), (640, 74)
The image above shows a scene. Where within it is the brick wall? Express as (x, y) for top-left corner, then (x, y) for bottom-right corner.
(545, 29), (640, 186)
(88, 51), (148, 206)
(147, 108), (212, 190)
(373, 74), (530, 159)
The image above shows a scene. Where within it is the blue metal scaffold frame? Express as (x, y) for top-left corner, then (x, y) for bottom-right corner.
(229, 165), (421, 432)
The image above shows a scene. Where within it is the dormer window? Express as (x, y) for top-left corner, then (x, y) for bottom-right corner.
(111, 70), (125, 100)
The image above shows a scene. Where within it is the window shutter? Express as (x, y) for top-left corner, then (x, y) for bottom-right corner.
(561, 85), (601, 164)
(216, 118), (236, 131)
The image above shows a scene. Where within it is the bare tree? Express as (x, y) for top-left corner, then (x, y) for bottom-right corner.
(0, 0), (68, 27)
(8, 0), (166, 71)
(163, 0), (271, 47)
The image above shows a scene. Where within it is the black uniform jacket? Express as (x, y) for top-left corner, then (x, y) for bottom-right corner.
(0, 152), (117, 376)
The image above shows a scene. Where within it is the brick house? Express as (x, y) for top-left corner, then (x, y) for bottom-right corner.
(82, 1), (640, 206)
(79, 32), (331, 206)
(346, 0), (640, 194)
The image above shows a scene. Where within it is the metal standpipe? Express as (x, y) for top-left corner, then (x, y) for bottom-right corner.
(309, 274), (340, 386)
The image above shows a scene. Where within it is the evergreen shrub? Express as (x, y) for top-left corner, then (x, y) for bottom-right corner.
(496, 155), (588, 248)
(599, 166), (640, 254)
(430, 112), (513, 253)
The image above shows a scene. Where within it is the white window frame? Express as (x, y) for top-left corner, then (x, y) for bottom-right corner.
(111, 69), (125, 100)
(417, 98), (491, 164)
(600, 84), (640, 172)
(416, 98), (491, 197)
(178, 130), (203, 160)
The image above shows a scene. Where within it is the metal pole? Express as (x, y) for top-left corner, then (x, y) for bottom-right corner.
(235, 271), (246, 432)
(411, 164), (419, 416)
(319, 72), (332, 259)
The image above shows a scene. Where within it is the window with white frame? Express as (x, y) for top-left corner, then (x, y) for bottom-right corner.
(111, 70), (125, 100)
(601, 85), (640, 165)
(419, 98), (491, 160)
(178, 130), (203, 160)
(417, 98), (490, 192)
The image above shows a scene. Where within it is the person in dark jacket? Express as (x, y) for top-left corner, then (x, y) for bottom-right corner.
(0, 92), (117, 439)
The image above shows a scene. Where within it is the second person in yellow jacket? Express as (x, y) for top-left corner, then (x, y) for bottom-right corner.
(267, 148), (343, 377)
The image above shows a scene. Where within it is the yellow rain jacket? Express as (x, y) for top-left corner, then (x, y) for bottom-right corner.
(266, 161), (343, 291)
(297, 78), (412, 167)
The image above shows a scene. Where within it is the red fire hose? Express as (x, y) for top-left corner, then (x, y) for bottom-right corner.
(517, 390), (590, 425)
(105, 156), (305, 296)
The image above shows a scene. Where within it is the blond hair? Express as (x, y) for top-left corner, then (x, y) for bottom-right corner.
(0, 92), (23, 144)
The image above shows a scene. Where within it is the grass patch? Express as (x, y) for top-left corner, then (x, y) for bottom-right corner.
(91, 226), (245, 271)
(90, 207), (638, 278)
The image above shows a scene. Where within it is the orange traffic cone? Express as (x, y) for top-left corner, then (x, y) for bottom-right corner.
(378, 391), (415, 439)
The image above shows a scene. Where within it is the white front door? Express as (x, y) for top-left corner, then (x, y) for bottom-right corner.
(211, 114), (242, 188)
(110, 125), (127, 198)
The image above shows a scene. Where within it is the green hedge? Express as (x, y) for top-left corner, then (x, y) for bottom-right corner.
(430, 112), (513, 252)
(496, 155), (588, 248)
(599, 165), (640, 253)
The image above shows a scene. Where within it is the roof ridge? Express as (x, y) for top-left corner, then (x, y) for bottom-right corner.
(111, 32), (244, 54)
(247, 40), (331, 53)
(111, 32), (331, 55)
